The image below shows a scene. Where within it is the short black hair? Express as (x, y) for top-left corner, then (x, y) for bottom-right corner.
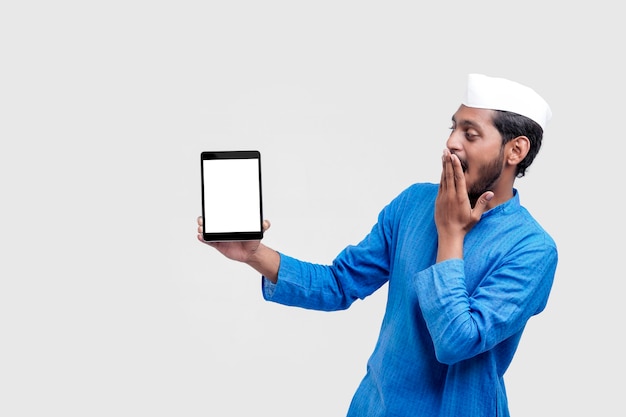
(492, 110), (544, 178)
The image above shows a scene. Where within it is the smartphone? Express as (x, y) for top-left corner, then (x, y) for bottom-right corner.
(200, 150), (263, 241)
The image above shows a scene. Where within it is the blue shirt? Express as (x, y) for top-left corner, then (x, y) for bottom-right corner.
(262, 183), (557, 417)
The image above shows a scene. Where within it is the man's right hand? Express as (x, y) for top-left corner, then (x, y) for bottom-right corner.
(196, 216), (279, 282)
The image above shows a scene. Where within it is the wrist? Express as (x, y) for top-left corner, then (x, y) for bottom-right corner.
(436, 234), (464, 262)
(247, 244), (280, 283)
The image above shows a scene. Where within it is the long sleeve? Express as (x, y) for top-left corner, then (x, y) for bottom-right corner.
(414, 238), (557, 365)
(262, 198), (397, 311)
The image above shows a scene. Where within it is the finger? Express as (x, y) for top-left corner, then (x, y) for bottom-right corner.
(442, 150), (456, 194)
(449, 153), (466, 194)
(439, 150), (448, 192)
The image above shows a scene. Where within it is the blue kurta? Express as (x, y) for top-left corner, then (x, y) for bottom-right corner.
(262, 183), (557, 417)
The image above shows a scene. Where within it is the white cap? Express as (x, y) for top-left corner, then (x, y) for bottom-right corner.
(462, 73), (552, 130)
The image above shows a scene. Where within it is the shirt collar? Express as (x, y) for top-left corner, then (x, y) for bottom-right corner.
(482, 188), (520, 219)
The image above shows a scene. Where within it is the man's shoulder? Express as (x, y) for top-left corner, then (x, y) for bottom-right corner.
(386, 182), (439, 211)
(400, 182), (439, 198)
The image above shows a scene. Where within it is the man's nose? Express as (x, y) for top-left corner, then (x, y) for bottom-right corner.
(445, 129), (462, 152)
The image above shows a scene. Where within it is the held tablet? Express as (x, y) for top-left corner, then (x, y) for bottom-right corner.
(200, 150), (264, 241)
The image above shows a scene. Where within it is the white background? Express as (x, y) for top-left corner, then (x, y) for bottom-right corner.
(1, 1), (623, 416)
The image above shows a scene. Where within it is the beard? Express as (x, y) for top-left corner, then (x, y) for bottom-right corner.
(457, 147), (505, 207)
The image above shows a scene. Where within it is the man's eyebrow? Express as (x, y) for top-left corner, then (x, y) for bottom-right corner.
(450, 116), (479, 128)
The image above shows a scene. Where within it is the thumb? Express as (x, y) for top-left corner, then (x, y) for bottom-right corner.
(472, 191), (494, 218)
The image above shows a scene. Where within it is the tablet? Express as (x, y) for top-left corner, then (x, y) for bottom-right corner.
(200, 150), (264, 241)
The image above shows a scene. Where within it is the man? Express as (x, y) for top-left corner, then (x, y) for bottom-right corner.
(197, 74), (557, 417)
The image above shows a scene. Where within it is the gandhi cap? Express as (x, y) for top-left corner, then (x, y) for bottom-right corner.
(462, 73), (552, 130)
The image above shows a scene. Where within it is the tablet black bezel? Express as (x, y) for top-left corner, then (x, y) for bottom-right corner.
(200, 150), (264, 241)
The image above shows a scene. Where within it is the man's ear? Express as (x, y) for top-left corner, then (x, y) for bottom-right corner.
(507, 136), (530, 165)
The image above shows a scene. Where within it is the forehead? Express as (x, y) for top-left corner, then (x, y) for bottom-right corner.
(452, 105), (496, 129)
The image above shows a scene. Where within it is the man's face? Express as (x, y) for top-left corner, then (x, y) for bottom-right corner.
(447, 105), (505, 202)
